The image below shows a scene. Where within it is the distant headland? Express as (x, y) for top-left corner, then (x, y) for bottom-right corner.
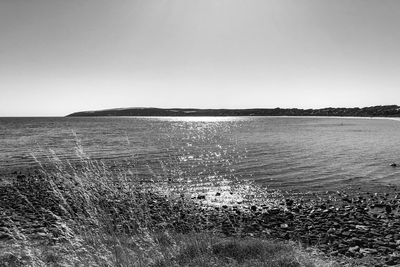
(67, 105), (400, 117)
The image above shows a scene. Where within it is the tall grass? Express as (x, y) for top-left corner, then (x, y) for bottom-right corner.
(1, 138), (338, 266)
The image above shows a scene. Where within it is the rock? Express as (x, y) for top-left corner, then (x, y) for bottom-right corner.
(0, 233), (12, 240)
(280, 223), (289, 229)
(386, 205), (392, 213)
(386, 256), (400, 266)
(269, 208), (281, 214)
(355, 225), (369, 231)
(330, 250), (339, 256)
(359, 248), (378, 255)
(197, 195), (206, 200)
(349, 246), (360, 253)
(341, 231), (351, 237)
(262, 229), (271, 235)
(285, 199), (294, 206)
(35, 232), (49, 238)
(390, 163), (397, 167)
(16, 174), (26, 180)
(342, 197), (352, 203)
(291, 207), (300, 213)
(349, 238), (364, 246)
(327, 228), (335, 234)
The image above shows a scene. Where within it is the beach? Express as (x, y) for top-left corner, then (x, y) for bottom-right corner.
(2, 164), (400, 266)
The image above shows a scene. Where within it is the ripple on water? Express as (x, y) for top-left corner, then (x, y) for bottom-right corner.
(1, 117), (400, 190)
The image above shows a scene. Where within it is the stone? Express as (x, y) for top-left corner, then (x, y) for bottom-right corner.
(0, 233), (12, 240)
(360, 248), (377, 255)
(285, 199), (294, 206)
(341, 231), (351, 237)
(386, 256), (400, 266)
(386, 205), (392, 213)
(262, 229), (271, 235)
(349, 246), (360, 253)
(349, 238), (364, 246)
(355, 225), (369, 231)
(330, 250), (339, 256)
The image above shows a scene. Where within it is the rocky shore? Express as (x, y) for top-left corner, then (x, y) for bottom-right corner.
(2, 171), (400, 266)
(180, 186), (400, 266)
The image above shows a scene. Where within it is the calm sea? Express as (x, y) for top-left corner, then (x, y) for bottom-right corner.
(1, 116), (400, 190)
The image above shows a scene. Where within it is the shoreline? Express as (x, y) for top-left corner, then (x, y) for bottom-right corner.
(2, 169), (400, 265)
(66, 105), (400, 118)
(2, 115), (400, 120)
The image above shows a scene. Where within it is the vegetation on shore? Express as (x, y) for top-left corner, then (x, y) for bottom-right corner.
(0, 144), (338, 266)
(67, 105), (400, 117)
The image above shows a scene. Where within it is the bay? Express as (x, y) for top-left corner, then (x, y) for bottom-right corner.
(1, 116), (400, 190)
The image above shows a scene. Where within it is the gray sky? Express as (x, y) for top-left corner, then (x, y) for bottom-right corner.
(1, 0), (400, 116)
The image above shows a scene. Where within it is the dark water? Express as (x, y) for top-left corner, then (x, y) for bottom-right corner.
(1, 116), (400, 190)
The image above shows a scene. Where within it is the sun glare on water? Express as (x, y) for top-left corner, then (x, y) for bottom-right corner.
(144, 116), (245, 122)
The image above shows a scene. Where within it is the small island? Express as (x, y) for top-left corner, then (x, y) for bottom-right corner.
(67, 105), (400, 117)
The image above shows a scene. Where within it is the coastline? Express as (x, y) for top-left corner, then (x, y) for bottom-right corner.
(2, 166), (400, 265)
(66, 105), (400, 118)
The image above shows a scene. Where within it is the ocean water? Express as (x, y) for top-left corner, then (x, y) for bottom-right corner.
(1, 116), (400, 190)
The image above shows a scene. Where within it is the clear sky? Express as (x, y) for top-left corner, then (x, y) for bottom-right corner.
(1, 0), (400, 116)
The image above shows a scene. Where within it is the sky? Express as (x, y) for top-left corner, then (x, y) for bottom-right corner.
(1, 0), (400, 116)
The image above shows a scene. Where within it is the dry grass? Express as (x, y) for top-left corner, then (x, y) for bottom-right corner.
(1, 231), (339, 267)
(153, 233), (338, 267)
(0, 140), (339, 266)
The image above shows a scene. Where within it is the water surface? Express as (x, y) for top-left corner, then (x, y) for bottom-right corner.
(1, 116), (400, 190)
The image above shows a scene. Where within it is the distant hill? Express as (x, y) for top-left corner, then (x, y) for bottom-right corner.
(67, 105), (400, 117)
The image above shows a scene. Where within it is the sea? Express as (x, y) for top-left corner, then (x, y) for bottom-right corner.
(1, 116), (400, 192)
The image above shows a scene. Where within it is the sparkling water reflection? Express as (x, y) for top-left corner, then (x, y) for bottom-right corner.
(1, 116), (400, 192)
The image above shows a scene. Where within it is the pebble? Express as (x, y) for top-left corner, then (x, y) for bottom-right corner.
(3, 173), (400, 265)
